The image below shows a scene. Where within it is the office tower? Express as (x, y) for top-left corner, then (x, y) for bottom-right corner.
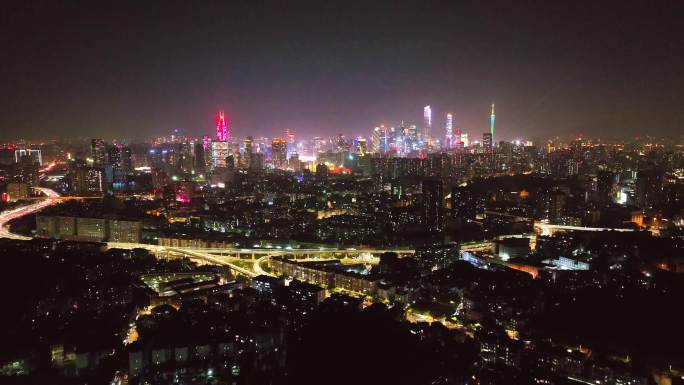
(423, 105), (432, 142)
(460, 133), (469, 147)
(483, 133), (492, 148)
(445, 114), (453, 149)
(106, 145), (126, 189)
(193, 142), (205, 172)
(271, 139), (288, 169)
(122, 146), (132, 173)
(285, 129), (296, 157)
(211, 141), (231, 168)
(357, 137), (368, 156)
(388, 126), (397, 149)
(178, 141), (193, 172)
(490, 103), (495, 146)
(289, 151), (301, 171)
(422, 178), (444, 232)
(216, 111), (229, 142)
(406, 124), (418, 142)
(71, 167), (104, 195)
(91, 139), (106, 166)
(371, 126), (387, 153)
(107, 146), (122, 170)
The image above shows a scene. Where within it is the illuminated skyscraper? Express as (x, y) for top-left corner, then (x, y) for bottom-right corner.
(422, 178), (444, 232)
(244, 136), (254, 153)
(216, 111), (229, 142)
(454, 127), (462, 147)
(482, 133), (492, 149)
(91, 139), (106, 166)
(356, 137), (368, 156)
(71, 167), (104, 195)
(284, 129), (296, 157)
(371, 126), (387, 153)
(406, 124), (417, 141)
(445, 113), (453, 149)
(271, 139), (288, 169)
(423, 105), (432, 142)
(211, 142), (231, 168)
(490, 103), (495, 147)
(193, 142), (206, 172)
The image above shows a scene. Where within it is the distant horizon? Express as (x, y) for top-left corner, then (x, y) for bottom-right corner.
(2, 2), (682, 141)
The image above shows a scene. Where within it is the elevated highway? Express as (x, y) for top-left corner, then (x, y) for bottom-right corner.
(0, 190), (397, 277)
(533, 221), (636, 236)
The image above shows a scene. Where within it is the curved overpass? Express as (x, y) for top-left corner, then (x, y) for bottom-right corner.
(0, 192), (397, 277)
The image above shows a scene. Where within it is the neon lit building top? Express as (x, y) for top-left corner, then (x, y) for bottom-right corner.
(490, 103), (495, 146)
(216, 111), (229, 142)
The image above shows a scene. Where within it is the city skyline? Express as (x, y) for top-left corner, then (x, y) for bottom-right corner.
(3, 2), (684, 384)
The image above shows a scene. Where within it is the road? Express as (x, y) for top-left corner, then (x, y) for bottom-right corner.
(533, 221), (636, 236)
(0, 188), (64, 240)
(0, 190), (396, 277)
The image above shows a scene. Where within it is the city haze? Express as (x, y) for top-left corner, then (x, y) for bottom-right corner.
(2, 1), (683, 140)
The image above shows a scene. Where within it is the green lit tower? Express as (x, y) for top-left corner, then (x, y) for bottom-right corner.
(490, 103), (495, 147)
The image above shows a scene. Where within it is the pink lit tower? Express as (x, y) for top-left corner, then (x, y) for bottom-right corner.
(216, 111), (229, 142)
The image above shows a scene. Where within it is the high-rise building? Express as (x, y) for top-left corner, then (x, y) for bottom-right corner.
(122, 146), (132, 173)
(91, 139), (106, 166)
(216, 111), (229, 142)
(422, 179), (444, 232)
(445, 114), (453, 149)
(285, 129), (296, 157)
(596, 170), (616, 204)
(178, 141), (194, 172)
(193, 142), (206, 172)
(460, 133), (469, 147)
(454, 127), (462, 147)
(211, 141), (231, 168)
(371, 126), (387, 153)
(356, 137), (368, 156)
(106, 145), (126, 189)
(271, 139), (288, 169)
(482, 133), (493, 149)
(71, 167), (104, 195)
(406, 124), (418, 143)
(423, 106), (432, 142)
(490, 103), (496, 146)
(635, 163), (664, 208)
(107, 146), (122, 170)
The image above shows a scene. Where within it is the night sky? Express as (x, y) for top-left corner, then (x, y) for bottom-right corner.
(1, 1), (683, 141)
